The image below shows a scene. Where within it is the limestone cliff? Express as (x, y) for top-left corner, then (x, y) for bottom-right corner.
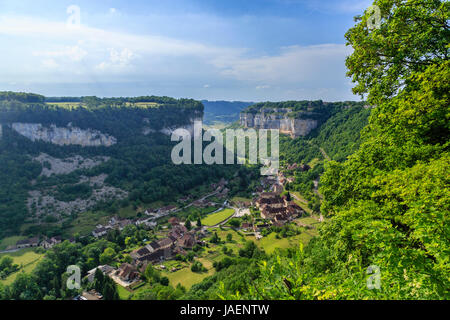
(11, 123), (117, 147)
(240, 108), (318, 137)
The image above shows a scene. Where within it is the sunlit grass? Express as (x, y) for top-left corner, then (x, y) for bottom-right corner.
(201, 208), (234, 226)
(0, 248), (45, 285)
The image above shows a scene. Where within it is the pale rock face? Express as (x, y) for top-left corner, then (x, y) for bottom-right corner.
(240, 112), (318, 138)
(12, 123), (117, 147)
(33, 153), (110, 177)
(27, 174), (128, 217)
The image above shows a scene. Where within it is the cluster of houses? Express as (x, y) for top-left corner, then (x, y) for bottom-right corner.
(71, 174), (310, 294)
(144, 205), (178, 217)
(11, 235), (73, 251)
(84, 262), (141, 288)
(255, 192), (304, 226)
(92, 212), (180, 238)
(259, 176), (277, 191)
(211, 178), (229, 199)
(275, 163), (310, 185)
(92, 216), (135, 238)
(278, 172), (295, 185)
(90, 179), (232, 239)
(84, 218), (203, 288)
(211, 178), (228, 192)
(90, 183), (232, 240)
(74, 290), (103, 301)
(192, 198), (215, 208)
(130, 218), (199, 271)
(15, 237), (40, 249)
(285, 163), (310, 172)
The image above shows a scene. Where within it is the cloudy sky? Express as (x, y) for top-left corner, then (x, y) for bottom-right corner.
(0, 0), (372, 101)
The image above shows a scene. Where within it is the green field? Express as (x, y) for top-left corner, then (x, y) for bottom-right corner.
(0, 248), (45, 285)
(251, 231), (316, 254)
(117, 285), (133, 300)
(230, 196), (252, 206)
(201, 208), (235, 226)
(124, 220), (318, 292)
(296, 217), (320, 226)
(66, 210), (110, 236)
(46, 102), (85, 109)
(176, 205), (219, 221)
(214, 229), (251, 244)
(67, 205), (140, 236)
(124, 102), (161, 108)
(165, 264), (214, 289)
(166, 224), (317, 288)
(118, 282), (154, 300)
(117, 205), (138, 219)
(290, 191), (314, 214)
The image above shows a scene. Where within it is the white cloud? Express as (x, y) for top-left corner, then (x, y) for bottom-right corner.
(96, 48), (136, 71)
(0, 15), (238, 58)
(110, 48), (134, 65)
(217, 44), (352, 86)
(0, 14), (243, 81)
(41, 59), (59, 69)
(0, 14), (356, 100)
(34, 45), (87, 62)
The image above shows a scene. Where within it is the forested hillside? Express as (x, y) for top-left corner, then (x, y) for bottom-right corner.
(274, 104), (370, 209)
(311, 106), (371, 161)
(0, 94), (234, 239)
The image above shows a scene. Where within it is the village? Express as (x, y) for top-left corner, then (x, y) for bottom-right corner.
(75, 168), (319, 300)
(3, 164), (321, 300)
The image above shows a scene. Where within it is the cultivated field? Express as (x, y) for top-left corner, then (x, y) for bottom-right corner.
(201, 208), (235, 226)
(0, 248), (45, 285)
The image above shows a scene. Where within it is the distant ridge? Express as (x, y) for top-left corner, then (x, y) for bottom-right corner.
(202, 100), (254, 124)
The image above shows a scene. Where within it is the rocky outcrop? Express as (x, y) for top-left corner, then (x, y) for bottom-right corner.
(27, 174), (128, 217)
(240, 109), (318, 137)
(12, 123), (117, 147)
(33, 153), (110, 177)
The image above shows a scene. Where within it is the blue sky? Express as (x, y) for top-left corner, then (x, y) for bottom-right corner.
(0, 0), (372, 101)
